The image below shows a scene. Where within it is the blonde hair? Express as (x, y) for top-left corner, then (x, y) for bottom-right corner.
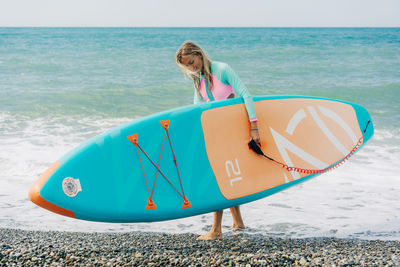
(175, 41), (213, 94)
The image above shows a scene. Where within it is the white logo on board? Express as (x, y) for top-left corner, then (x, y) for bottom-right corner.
(271, 105), (358, 182)
(62, 177), (82, 197)
(225, 158), (243, 187)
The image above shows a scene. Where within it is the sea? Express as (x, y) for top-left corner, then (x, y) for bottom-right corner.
(1, 27), (399, 240)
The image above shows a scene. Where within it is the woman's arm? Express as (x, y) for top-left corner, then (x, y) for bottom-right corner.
(220, 63), (260, 143)
(220, 64), (257, 122)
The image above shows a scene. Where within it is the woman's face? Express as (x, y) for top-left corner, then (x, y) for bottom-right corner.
(180, 54), (203, 74)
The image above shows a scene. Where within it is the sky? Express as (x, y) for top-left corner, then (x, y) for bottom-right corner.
(0, 0), (399, 27)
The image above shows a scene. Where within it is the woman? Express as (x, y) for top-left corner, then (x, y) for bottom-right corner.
(175, 41), (260, 240)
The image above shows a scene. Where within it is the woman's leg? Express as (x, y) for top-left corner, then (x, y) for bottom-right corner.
(197, 210), (223, 240)
(230, 206), (245, 229)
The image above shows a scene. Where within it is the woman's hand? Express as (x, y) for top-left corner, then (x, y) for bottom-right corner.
(250, 121), (261, 144)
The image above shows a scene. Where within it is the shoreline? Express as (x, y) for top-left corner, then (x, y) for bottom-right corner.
(1, 228), (399, 266)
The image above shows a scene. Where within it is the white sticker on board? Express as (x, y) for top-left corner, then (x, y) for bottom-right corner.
(62, 177), (82, 197)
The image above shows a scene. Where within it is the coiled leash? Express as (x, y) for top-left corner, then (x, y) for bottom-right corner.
(248, 120), (371, 174)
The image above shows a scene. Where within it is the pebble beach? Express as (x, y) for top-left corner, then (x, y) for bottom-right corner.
(1, 228), (399, 266)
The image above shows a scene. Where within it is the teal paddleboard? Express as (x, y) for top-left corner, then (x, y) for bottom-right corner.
(29, 96), (373, 222)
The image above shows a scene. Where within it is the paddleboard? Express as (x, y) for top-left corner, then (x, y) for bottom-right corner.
(29, 95), (374, 222)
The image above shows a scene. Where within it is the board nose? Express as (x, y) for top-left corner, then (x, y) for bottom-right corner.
(29, 161), (76, 218)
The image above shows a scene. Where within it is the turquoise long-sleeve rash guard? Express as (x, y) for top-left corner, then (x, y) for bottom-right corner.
(194, 61), (258, 122)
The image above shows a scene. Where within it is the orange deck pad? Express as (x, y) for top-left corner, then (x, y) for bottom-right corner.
(201, 99), (362, 200)
(29, 161), (76, 218)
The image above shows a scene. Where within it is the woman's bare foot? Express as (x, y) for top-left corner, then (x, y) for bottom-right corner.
(197, 230), (222, 240)
(231, 223), (245, 230)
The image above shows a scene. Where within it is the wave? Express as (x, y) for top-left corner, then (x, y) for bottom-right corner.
(0, 113), (399, 240)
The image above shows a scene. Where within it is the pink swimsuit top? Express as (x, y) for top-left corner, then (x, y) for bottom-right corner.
(194, 61), (258, 122)
(198, 73), (235, 101)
